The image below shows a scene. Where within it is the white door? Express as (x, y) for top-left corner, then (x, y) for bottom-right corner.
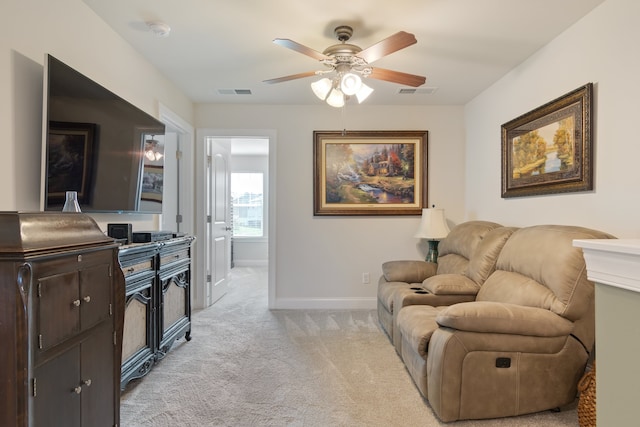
(205, 138), (231, 305)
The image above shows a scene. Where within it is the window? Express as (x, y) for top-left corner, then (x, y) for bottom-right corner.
(231, 172), (263, 237)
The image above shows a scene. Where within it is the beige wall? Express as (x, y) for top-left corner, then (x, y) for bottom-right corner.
(464, 0), (638, 238)
(195, 104), (466, 307)
(4, 0), (637, 311)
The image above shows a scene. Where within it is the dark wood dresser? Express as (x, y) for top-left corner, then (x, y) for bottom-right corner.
(0, 212), (124, 427)
(119, 235), (194, 390)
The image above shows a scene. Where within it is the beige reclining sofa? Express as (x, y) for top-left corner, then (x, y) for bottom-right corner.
(377, 221), (515, 352)
(395, 224), (614, 422)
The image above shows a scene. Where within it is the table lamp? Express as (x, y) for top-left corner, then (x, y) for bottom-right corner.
(414, 207), (450, 263)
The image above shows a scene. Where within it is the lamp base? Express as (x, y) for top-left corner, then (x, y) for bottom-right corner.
(426, 240), (440, 263)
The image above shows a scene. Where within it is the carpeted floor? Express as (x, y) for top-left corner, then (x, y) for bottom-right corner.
(120, 267), (580, 427)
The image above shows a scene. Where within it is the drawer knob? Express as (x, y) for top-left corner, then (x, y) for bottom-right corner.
(73, 386), (82, 394)
(83, 379), (92, 387)
(72, 299), (81, 307)
(83, 296), (91, 303)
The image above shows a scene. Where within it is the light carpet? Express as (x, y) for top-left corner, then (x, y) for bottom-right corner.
(120, 267), (580, 427)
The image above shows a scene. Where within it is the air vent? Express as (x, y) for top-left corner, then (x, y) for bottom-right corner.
(397, 87), (438, 95)
(218, 89), (253, 95)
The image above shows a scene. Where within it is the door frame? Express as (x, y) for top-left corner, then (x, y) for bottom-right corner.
(159, 104), (194, 235)
(195, 129), (277, 310)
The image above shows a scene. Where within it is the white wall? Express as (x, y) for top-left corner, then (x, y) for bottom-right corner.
(1, 0), (193, 231)
(464, 0), (638, 238)
(196, 104), (466, 307)
(231, 154), (269, 267)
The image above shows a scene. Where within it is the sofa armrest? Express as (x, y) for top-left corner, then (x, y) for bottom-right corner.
(382, 260), (437, 283)
(436, 301), (574, 337)
(423, 274), (480, 296)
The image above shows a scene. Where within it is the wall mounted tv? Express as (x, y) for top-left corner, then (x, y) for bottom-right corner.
(41, 54), (165, 214)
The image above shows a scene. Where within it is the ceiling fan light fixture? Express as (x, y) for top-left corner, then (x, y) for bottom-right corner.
(355, 82), (374, 103)
(340, 73), (362, 96)
(311, 78), (333, 100)
(267, 26), (426, 106)
(145, 138), (164, 161)
(326, 88), (345, 108)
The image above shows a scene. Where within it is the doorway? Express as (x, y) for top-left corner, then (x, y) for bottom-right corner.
(194, 129), (276, 310)
(230, 138), (269, 268)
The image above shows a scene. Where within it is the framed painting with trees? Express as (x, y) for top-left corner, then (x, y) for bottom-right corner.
(501, 83), (593, 198)
(313, 130), (428, 215)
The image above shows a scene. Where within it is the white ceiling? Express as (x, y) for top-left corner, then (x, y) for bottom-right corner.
(83, 0), (604, 106)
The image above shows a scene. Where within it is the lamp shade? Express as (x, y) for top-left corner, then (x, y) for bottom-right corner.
(414, 208), (449, 240)
(340, 73), (362, 96)
(311, 78), (332, 100)
(355, 83), (374, 103)
(325, 88), (345, 108)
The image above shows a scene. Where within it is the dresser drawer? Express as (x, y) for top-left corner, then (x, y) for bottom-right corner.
(121, 258), (154, 278)
(159, 249), (189, 268)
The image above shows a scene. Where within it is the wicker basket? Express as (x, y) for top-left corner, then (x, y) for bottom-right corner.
(578, 362), (596, 427)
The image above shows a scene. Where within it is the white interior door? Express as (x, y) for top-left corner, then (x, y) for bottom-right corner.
(205, 138), (231, 305)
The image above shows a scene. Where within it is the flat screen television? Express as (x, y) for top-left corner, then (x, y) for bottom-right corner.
(41, 54), (165, 214)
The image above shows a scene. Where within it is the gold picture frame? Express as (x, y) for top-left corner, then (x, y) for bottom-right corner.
(313, 130), (428, 216)
(501, 83), (593, 198)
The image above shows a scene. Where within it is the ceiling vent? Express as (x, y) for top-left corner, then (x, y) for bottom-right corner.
(218, 89), (253, 95)
(397, 87), (438, 95)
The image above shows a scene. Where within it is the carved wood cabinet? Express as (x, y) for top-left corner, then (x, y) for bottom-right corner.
(0, 212), (124, 427)
(119, 236), (194, 390)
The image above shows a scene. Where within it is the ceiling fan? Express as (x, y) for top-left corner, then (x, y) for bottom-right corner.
(263, 25), (426, 107)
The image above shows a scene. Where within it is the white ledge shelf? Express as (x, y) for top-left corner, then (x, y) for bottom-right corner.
(574, 239), (640, 293)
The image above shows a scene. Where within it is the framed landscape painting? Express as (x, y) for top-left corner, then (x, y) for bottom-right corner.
(313, 130), (428, 216)
(501, 83), (593, 198)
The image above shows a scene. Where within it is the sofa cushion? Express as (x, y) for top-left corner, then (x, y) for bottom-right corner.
(436, 301), (574, 337)
(396, 305), (442, 357)
(477, 225), (615, 320)
(466, 227), (518, 285)
(436, 221), (503, 275)
(422, 274), (480, 295)
(382, 260), (437, 283)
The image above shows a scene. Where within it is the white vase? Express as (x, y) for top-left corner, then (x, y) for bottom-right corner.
(62, 191), (82, 212)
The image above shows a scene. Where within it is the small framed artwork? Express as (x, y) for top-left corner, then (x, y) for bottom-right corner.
(141, 165), (164, 202)
(313, 130), (428, 216)
(46, 121), (96, 205)
(501, 83), (593, 198)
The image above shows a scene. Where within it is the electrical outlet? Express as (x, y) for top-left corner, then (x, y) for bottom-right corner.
(362, 272), (370, 284)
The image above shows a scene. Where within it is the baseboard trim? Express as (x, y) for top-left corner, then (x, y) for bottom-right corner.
(233, 260), (268, 267)
(272, 297), (377, 310)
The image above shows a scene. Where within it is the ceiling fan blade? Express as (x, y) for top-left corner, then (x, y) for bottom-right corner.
(273, 39), (330, 61)
(356, 31), (418, 64)
(368, 67), (426, 87)
(263, 71), (318, 84)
